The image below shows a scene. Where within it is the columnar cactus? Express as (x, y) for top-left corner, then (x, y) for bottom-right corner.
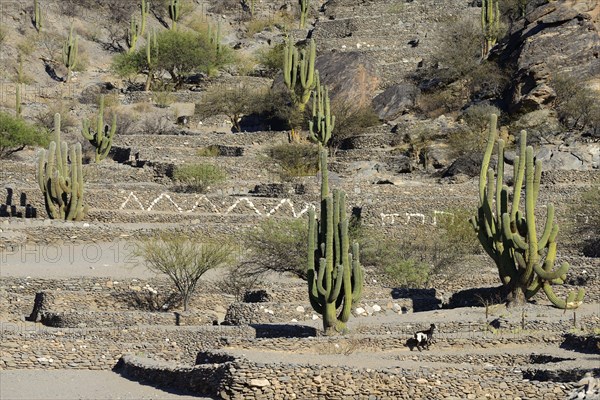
(307, 78), (363, 335)
(62, 23), (78, 83)
(470, 114), (585, 309)
(283, 36), (316, 114)
(81, 95), (117, 162)
(299, 0), (309, 28)
(15, 85), (22, 118)
(33, 0), (42, 32)
(308, 72), (335, 147)
(127, 15), (140, 53)
(481, 0), (499, 59)
(168, 0), (180, 30)
(139, 0), (149, 36)
(38, 113), (87, 221)
(145, 28), (158, 91)
(208, 20), (222, 56)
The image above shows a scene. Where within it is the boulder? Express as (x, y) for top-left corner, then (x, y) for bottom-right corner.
(314, 51), (379, 111)
(372, 83), (419, 122)
(494, 2), (600, 113)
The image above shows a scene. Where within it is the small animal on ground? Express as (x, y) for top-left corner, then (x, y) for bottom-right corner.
(414, 323), (435, 351)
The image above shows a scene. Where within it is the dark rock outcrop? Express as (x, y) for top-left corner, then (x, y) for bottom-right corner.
(372, 83), (419, 121)
(495, 2), (600, 112)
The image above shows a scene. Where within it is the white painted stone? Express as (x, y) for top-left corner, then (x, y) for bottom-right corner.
(372, 304), (382, 312)
(295, 306), (305, 313)
(355, 307), (366, 315)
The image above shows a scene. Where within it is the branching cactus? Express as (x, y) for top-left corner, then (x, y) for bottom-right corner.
(299, 0), (309, 28)
(38, 113), (87, 221)
(481, 0), (499, 59)
(283, 36), (316, 114)
(168, 0), (180, 30)
(81, 95), (117, 162)
(470, 114), (585, 309)
(307, 77), (363, 335)
(62, 23), (78, 83)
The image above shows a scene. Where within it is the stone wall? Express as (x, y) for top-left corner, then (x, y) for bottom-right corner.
(112, 346), (592, 400)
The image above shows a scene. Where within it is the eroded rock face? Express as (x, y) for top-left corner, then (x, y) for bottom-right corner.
(314, 51), (379, 110)
(496, 2), (600, 113)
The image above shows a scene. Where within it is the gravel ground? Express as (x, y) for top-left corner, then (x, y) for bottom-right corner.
(0, 370), (215, 400)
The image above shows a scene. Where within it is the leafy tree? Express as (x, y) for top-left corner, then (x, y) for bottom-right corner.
(113, 29), (233, 89)
(137, 233), (234, 311)
(0, 112), (49, 158)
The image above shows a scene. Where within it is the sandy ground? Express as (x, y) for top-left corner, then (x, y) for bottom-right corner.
(0, 370), (215, 400)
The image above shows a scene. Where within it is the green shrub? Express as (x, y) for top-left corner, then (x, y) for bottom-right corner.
(255, 42), (285, 75)
(241, 217), (308, 279)
(173, 163), (226, 193)
(268, 143), (319, 179)
(328, 100), (380, 149)
(0, 112), (49, 158)
(448, 104), (502, 157)
(567, 186), (600, 257)
(153, 91), (175, 108)
(552, 74), (600, 134)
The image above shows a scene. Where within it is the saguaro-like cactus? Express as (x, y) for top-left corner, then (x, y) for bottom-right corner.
(208, 20), (222, 56)
(283, 36), (316, 114)
(38, 114), (86, 221)
(33, 0), (43, 32)
(470, 114), (584, 309)
(62, 23), (78, 83)
(307, 78), (363, 335)
(145, 28), (158, 91)
(299, 0), (309, 28)
(481, 0), (499, 59)
(168, 0), (180, 30)
(15, 85), (22, 118)
(127, 15), (140, 53)
(139, 0), (149, 36)
(81, 95), (117, 162)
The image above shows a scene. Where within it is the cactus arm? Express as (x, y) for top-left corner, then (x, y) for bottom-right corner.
(538, 204), (555, 249)
(511, 131), (527, 220)
(543, 284), (585, 309)
(479, 114), (497, 202)
(351, 243), (363, 303)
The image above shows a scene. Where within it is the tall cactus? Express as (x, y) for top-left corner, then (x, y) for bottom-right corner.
(168, 0), (180, 30)
(299, 0), (309, 28)
(283, 36), (316, 113)
(15, 85), (22, 118)
(139, 0), (149, 36)
(470, 114), (585, 309)
(33, 0), (42, 32)
(307, 78), (363, 335)
(481, 0), (500, 59)
(81, 95), (117, 162)
(62, 23), (78, 83)
(38, 113), (87, 221)
(127, 15), (140, 53)
(208, 20), (222, 56)
(145, 28), (158, 91)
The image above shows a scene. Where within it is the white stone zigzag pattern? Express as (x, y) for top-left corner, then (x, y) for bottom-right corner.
(119, 192), (315, 218)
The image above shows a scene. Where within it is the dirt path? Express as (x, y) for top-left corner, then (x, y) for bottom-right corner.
(0, 370), (215, 400)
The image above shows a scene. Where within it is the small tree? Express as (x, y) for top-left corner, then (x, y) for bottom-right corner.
(137, 233), (234, 311)
(0, 112), (49, 158)
(196, 84), (267, 132)
(112, 29), (233, 89)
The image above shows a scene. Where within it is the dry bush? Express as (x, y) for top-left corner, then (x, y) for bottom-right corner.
(328, 100), (380, 150)
(448, 104), (502, 157)
(34, 103), (77, 132)
(140, 114), (172, 135)
(268, 143), (319, 180)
